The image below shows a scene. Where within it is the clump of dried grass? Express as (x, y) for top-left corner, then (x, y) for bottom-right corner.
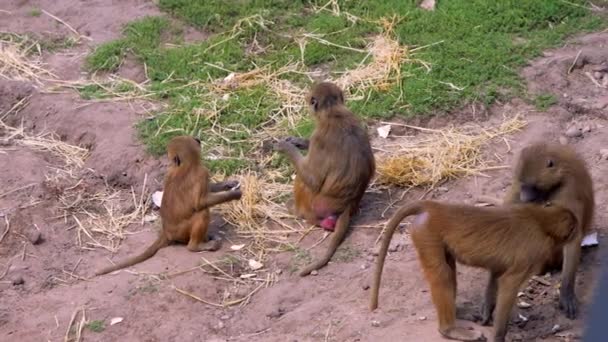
(375, 115), (526, 187)
(218, 171), (307, 261)
(0, 33), (56, 86)
(58, 175), (150, 252)
(0, 119), (89, 168)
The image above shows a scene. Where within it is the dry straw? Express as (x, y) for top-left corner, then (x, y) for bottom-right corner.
(0, 33), (57, 86)
(375, 115), (527, 187)
(218, 171), (306, 261)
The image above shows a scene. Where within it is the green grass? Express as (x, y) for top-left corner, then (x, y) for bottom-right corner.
(86, 320), (105, 333)
(533, 93), (558, 110)
(85, 1), (605, 174)
(29, 8), (42, 17)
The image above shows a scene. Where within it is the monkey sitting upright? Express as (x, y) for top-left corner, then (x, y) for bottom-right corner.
(95, 136), (242, 276)
(274, 82), (375, 276)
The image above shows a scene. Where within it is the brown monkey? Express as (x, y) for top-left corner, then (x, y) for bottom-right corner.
(275, 82), (375, 276)
(370, 200), (577, 342)
(95, 136), (242, 276)
(484, 142), (594, 320)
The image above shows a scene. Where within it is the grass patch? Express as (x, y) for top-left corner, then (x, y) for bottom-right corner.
(287, 246), (312, 274)
(85, 1), (605, 174)
(86, 320), (105, 333)
(533, 93), (558, 110)
(29, 8), (42, 17)
(333, 245), (361, 263)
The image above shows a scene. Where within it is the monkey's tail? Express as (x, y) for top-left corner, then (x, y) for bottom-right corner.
(94, 234), (169, 276)
(370, 201), (424, 311)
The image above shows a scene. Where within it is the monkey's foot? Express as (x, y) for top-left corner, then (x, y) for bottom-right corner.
(559, 292), (578, 319)
(440, 326), (486, 341)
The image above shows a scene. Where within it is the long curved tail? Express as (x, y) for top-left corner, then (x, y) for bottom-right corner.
(370, 201), (424, 310)
(95, 234), (169, 276)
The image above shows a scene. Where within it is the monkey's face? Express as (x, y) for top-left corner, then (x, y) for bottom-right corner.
(167, 136), (201, 168)
(307, 82), (345, 116)
(515, 144), (563, 203)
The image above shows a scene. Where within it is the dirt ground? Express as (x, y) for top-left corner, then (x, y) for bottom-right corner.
(1, 1), (607, 341)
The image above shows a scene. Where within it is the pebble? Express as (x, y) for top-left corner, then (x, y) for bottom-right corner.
(12, 276), (24, 286)
(28, 231), (43, 245)
(565, 126), (582, 138)
(418, 316), (427, 321)
(217, 321), (225, 329)
(583, 125), (592, 133)
(361, 284), (370, 291)
(366, 255), (375, 263)
(559, 136), (568, 145)
(310, 270), (318, 276)
(371, 320), (380, 327)
(593, 71), (604, 80)
(600, 149), (608, 160)
(220, 315), (230, 320)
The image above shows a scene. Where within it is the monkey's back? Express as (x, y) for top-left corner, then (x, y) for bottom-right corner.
(425, 202), (558, 273)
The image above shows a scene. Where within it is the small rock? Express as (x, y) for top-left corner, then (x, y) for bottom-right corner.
(559, 136), (568, 145)
(371, 320), (380, 327)
(275, 269), (283, 275)
(517, 301), (532, 309)
(418, 316), (427, 321)
(599, 149), (608, 160)
(360, 264), (368, 270)
(12, 276), (24, 286)
(217, 321), (225, 329)
(583, 125), (592, 133)
(593, 71), (604, 80)
(437, 186), (449, 193)
(517, 292), (525, 297)
(565, 126), (582, 138)
(366, 255), (375, 262)
(551, 324), (562, 334)
(362, 284), (370, 291)
(267, 307), (285, 319)
(220, 315), (230, 320)
(28, 231), (43, 245)
(310, 270), (318, 276)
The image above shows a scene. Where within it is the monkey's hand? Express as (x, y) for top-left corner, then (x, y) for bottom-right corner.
(284, 136), (310, 150)
(273, 139), (297, 154)
(209, 180), (240, 193)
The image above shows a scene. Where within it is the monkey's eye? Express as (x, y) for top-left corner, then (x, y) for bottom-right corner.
(310, 97), (317, 106)
(546, 159), (554, 168)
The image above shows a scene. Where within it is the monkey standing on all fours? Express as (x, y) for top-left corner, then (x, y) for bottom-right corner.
(95, 136), (242, 276)
(274, 81), (375, 277)
(370, 200), (578, 342)
(487, 142), (595, 320)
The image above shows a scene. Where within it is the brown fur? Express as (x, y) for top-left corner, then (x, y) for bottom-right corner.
(498, 142), (594, 319)
(275, 82), (375, 276)
(370, 200), (577, 342)
(95, 136), (242, 276)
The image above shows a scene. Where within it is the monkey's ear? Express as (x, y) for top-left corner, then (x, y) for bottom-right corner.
(310, 97), (318, 111)
(173, 155), (181, 167)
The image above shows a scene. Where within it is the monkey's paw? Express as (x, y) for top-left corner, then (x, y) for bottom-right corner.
(273, 139), (294, 153)
(284, 136), (310, 150)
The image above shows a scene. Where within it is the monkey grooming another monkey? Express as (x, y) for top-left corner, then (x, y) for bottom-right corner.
(487, 142), (594, 320)
(370, 200), (577, 342)
(95, 136), (242, 276)
(275, 82), (375, 276)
